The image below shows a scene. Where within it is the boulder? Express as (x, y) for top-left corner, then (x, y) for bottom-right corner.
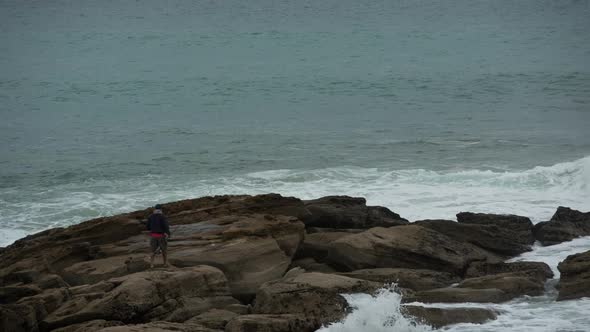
(458, 272), (545, 299)
(254, 272), (381, 328)
(326, 225), (500, 274)
(409, 287), (509, 303)
(465, 261), (553, 280)
(557, 250), (590, 301)
(338, 268), (460, 291)
(415, 219), (532, 256)
(225, 314), (316, 332)
(402, 305), (497, 328)
(302, 196), (408, 229)
(534, 207), (590, 246)
(41, 266), (237, 330)
(456, 212), (534, 246)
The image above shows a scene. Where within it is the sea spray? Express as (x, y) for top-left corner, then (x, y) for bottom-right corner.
(317, 286), (433, 332)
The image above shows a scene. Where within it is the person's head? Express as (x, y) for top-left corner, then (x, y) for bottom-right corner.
(154, 204), (163, 213)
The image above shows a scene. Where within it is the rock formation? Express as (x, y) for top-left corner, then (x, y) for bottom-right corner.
(0, 194), (585, 332)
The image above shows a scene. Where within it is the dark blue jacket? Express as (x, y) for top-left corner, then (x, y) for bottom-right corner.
(147, 212), (170, 236)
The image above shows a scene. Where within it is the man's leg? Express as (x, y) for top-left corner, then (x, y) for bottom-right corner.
(150, 237), (158, 268)
(161, 238), (168, 267)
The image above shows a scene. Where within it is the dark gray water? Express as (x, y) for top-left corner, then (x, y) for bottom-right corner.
(1, 0), (590, 243)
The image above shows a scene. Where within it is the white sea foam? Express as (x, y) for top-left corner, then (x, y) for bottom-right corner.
(1, 156), (589, 246)
(317, 287), (433, 332)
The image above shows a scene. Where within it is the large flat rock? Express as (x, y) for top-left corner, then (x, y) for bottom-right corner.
(326, 225), (500, 274)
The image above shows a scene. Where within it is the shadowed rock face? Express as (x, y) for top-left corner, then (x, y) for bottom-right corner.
(534, 207), (590, 246)
(557, 250), (590, 301)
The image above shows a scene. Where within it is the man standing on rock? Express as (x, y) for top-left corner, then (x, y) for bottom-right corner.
(146, 204), (171, 268)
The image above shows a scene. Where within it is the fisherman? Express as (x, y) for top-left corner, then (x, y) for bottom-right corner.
(146, 204), (170, 268)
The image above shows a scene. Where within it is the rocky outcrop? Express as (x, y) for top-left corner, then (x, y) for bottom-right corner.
(253, 272), (380, 329)
(403, 305), (498, 328)
(534, 207), (590, 246)
(415, 219), (533, 256)
(3, 194), (574, 330)
(557, 250), (590, 301)
(338, 268), (460, 291)
(326, 225), (500, 274)
(456, 212), (534, 246)
(302, 196), (408, 229)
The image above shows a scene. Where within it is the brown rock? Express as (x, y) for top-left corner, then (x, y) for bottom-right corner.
(302, 196), (408, 229)
(557, 250), (590, 301)
(416, 219), (533, 256)
(295, 231), (351, 262)
(456, 212), (534, 245)
(458, 272), (545, 299)
(225, 314), (317, 332)
(403, 305), (497, 328)
(534, 207), (590, 246)
(326, 225), (500, 274)
(42, 266), (236, 330)
(465, 261), (553, 280)
(169, 214), (304, 299)
(254, 272), (380, 328)
(62, 255), (150, 286)
(338, 268), (460, 291)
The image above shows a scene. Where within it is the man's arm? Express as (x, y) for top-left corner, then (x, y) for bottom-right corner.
(146, 215), (152, 231)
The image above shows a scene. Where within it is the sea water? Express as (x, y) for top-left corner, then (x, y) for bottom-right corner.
(1, 0), (589, 330)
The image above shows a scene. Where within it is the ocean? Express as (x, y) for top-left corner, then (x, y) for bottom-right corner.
(1, 0), (589, 330)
